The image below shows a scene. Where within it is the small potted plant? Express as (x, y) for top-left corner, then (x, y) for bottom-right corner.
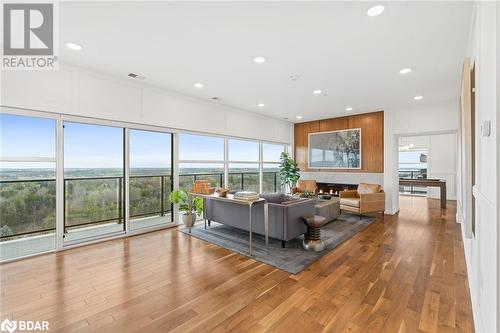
(169, 189), (204, 227)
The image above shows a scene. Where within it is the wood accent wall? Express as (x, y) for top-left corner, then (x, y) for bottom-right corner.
(294, 111), (384, 173)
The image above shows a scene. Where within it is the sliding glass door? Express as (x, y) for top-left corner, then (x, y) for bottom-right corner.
(63, 121), (125, 244)
(0, 112), (57, 260)
(228, 139), (259, 192)
(129, 129), (173, 230)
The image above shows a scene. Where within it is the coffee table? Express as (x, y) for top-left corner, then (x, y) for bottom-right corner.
(314, 197), (340, 223)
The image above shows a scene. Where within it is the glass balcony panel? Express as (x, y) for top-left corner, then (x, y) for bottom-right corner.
(0, 178), (56, 260)
(63, 122), (125, 243)
(263, 164), (281, 193)
(179, 163), (224, 191)
(228, 163), (259, 192)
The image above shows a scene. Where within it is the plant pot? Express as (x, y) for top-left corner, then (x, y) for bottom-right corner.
(181, 213), (194, 227)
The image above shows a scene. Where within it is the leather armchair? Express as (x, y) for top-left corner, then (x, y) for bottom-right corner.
(292, 180), (318, 196)
(339, 183), (385, 215)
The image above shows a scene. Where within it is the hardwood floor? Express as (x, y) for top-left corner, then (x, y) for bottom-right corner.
(0, 196), (474, 332)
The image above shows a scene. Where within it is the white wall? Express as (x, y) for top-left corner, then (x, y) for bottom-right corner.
(428, 133), (457, 200)
(384, 99), (459, 214)
(459, 2), (499, 332)
(0, 63), (293, 144)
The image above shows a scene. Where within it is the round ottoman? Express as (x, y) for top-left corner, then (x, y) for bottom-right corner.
(302, 215), (327, 252)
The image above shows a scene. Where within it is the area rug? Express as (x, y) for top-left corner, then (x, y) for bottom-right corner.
(179, 213), (376, 274)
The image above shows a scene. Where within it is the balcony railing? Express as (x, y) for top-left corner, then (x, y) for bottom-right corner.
(179, 171), (280, 193)
(398, 170), (428, 195)
(0, 171), (280, 240)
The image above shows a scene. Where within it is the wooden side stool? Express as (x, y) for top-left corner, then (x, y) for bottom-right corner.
(302, 215), (327, 252)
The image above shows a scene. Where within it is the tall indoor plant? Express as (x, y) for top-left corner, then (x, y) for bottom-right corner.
(279, 152), (300, 193)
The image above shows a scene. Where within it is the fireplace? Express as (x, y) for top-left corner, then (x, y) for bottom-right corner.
(316, 182), (358, 196)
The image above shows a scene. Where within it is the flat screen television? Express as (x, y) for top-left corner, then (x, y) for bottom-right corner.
(308, 128), (361, 169)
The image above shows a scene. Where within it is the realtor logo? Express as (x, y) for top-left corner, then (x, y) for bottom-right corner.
(0, 319), (17, 333)
(2, 1), (58, 70)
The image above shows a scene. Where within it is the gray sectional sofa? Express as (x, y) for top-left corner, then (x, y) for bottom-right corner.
(204, 193), (315, 247)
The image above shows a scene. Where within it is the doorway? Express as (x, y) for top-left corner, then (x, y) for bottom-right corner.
(397, 133), (457, 206)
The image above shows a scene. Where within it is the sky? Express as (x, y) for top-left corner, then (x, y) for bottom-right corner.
(1, 113), (285, 170)
(399, 150), (427, 169)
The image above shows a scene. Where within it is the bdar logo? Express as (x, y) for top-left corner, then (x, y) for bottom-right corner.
(0, 319), (17, 333)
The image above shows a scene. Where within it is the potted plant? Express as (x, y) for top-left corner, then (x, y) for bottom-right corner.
(279, 152), (300, 193)
(169, 189), (204, 227)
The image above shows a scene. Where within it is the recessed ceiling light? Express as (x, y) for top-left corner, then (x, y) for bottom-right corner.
(414, 95), (424, 100)
(313, 90), (323, 95)
(194, 83), (204, 88)
(65, 42), (82, 51)
(253, 56), (266, 64)
(345, 107), (353, 111)
(367, 5), (385, 17)
(399, 68), (412, 74)
(257, 103), (265, 108)
(296, 116), (303, 119)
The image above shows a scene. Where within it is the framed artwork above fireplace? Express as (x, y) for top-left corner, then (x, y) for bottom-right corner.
(308, 128), (361, 169)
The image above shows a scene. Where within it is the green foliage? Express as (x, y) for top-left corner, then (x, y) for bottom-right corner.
(193, 197), (204, 216)
(169, 189), (189, 212)
(279, 152), (300, 189)
(1, 225), (13, 237)
(0, 181), (56, 236)
(300, 191), (314, 198)
(168, 190), (204, 216)
(0, 168), (281, 239)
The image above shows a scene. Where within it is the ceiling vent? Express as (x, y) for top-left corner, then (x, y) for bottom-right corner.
(128, 73), (146, 80)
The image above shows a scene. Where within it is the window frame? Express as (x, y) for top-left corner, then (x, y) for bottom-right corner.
(0, 106), (289, 262)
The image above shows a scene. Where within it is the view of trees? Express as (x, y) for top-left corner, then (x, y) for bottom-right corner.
(0, 180), (56, 237)
(0, 168), (280, 240)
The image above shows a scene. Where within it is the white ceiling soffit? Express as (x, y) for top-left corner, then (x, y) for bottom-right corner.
(59, 1), (472, 122)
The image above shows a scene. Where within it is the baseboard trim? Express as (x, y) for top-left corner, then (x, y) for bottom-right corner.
(384, 208), (400, 215)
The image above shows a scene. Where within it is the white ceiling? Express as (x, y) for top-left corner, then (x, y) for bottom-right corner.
(59, 1), (472, 122)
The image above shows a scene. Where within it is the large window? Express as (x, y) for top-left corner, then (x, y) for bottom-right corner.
(0, 107), (289, 261)
(129, 129), (173, 230)
(262, 143), (285, 193)
(228, 139), (259, 191)
(63, 122), (125, 243)
(0, 113), (57, 261)
(178, 136), (286, 193)
(179, 134), (224, 190)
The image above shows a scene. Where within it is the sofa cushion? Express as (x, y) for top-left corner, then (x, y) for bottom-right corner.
(281, 197), (309, 205)
(357, 183), (381, 194)
(340, 197), (360, 208)
(260, 193), (285, 204)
